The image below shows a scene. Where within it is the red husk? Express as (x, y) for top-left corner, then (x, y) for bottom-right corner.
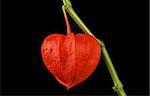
(41, 33), (101, 89)
(41, 8), (101, 89)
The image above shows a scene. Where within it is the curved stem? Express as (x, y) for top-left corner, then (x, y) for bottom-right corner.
(61, 0), (127, 96)
(62, 6), (72, 34)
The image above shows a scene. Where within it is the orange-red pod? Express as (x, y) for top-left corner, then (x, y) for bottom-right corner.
(41, 33), (101, 89)
(41, 8), (101, 89)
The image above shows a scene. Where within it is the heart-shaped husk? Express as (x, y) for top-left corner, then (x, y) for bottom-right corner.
(41, 33), (101, 89)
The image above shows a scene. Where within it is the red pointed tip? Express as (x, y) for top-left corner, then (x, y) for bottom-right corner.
(66, 86), (71, 91)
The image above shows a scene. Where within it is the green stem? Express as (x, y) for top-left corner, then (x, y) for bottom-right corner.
(62, 0), (127, 96)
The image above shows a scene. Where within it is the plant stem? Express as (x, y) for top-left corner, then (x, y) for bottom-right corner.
(62, 6), (72, 34)
(62, 0), (127, 96)
(101, 42), (126, 96)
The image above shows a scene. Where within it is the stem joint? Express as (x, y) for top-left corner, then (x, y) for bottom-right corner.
(63, 0), (72, 9)
(113, 85), (123, 92)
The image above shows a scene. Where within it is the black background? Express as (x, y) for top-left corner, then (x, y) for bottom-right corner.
(1, 0), (149, 95)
